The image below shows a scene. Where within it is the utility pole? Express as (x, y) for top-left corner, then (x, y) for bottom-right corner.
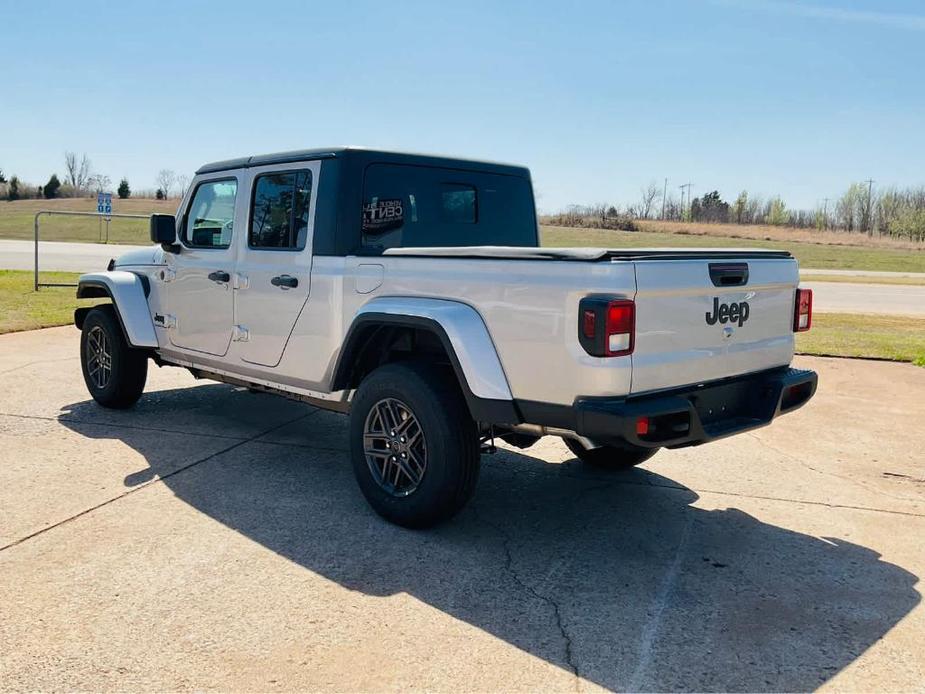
(679, 183), (692, 221)
(864, 179), (875, 235)
(660, 178), (668, 220)
(821, 197), (829, 230)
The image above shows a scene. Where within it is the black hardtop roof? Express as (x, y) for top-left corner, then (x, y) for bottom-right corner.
(196, 146), (531, 177)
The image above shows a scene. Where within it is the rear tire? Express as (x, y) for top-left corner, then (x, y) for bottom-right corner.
(80, 306), (148, 409)
(563, 437), (658, 470)
(349, 362), (480, 528)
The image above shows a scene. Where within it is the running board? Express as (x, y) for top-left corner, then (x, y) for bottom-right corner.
(187, 367), (351, 414)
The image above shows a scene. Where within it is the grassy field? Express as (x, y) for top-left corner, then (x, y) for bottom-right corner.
(0, 198), (174, 245)
(800, 274), (925, 286)
(1, 199), (924, 273)
(541, 225), (925, 273)
(796, 313), (925, 366)
(0, 270), (99, 334)
(1, 270), (921, 365)
(634, 219), (923, 251)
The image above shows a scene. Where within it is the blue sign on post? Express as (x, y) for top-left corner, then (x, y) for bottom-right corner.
(97, 192), (112, 219)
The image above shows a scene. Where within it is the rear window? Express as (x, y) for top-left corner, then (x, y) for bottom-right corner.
(360, 164), (536, 252)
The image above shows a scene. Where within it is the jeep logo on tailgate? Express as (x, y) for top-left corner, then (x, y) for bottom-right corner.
(705, 297), (750, 327)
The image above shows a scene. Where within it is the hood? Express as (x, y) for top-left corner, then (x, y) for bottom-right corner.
(113, 245), (164, 267)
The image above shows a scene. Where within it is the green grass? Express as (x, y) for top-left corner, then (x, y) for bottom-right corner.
(0, 198), (172, 245)
(0, 270), (101, 334)
(541, 225), (925, 273)
(796, 313), (925, 364)
(799, 274), (925, 286)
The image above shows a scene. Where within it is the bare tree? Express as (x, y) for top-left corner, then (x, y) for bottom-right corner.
(64, 151), (92, 191)
(836, 183), (865, 233)
(87, 174), (111, 193)
(639, 181), (662, 219)
(156, 169), (176, 198)
(662, 194), (682, 221)
(176, 174), (190, 198)
(588, 202), (608, 226)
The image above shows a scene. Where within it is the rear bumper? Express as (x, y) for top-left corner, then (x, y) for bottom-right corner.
(523, 367), (817, 449)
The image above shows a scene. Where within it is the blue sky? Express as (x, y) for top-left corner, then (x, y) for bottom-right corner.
(1, 0), (923, 212)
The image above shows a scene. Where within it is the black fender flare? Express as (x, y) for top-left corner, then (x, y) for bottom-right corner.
(332, 312), (520, 426)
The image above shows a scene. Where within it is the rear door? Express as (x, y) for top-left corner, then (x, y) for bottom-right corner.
(631, 255), (799, 394)
(232, 161), (318, 367)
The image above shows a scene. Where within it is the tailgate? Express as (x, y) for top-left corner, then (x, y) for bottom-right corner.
(631, 256), (799, 394)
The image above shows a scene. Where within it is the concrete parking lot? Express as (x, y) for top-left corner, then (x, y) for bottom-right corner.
(1, 327), (923, 692)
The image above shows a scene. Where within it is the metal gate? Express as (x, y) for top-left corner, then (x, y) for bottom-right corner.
(33, 210), (151, 290)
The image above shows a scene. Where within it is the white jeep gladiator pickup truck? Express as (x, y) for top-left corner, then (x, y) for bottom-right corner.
(75, 147), (817, 527)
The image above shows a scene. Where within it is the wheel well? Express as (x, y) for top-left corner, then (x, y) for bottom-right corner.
(75, 303), (151, 358)
(332, 317), (521, 426)
(76, 284), (111, 299)
(75, 303), (114, 330)
(335, 324), (453, 391)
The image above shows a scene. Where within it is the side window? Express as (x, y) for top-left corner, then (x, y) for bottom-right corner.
(249, 170), (313, 250)
(183, 180), (237, 249)
(360, 164), (536, 253)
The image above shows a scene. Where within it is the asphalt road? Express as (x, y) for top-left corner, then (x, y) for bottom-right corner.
(0, 239), (138, 273)
(799, 280), (925, 316)
(2, 238), (924, 315)
(1, 327), (923, 691)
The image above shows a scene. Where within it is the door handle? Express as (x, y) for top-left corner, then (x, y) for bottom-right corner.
(208, 270), (230, 283)
(271, 275), (299, 289)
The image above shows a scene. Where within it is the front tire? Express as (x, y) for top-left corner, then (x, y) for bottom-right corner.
(80, 306), (148, 409)
(349, 362), (480, 528)
(563, 437), (658, 470)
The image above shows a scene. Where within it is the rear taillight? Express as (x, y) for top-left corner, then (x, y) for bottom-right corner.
(793, 288), (812, 332)
(578, 297), (635, 357)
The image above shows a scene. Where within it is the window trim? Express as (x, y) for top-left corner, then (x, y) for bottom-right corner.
(180, 176), (239, 250)
(247, 168), (313, 252)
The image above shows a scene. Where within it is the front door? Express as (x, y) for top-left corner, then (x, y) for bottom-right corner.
(167, 177), (238, 356)
(233, 163), (317, 367)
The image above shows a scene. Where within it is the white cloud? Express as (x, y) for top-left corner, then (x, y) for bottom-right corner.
(717, 0), (925, 31)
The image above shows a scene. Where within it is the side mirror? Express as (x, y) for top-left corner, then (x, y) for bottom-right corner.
(150, 214), (179, 253)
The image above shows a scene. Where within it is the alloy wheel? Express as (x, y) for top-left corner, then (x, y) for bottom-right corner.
(85, 325), (112, 390)
(363, 397), (427, 496)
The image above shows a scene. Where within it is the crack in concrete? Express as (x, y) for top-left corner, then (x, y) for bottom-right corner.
(0, 410), (318, 553)
(693, 487), (925, 517)
(474, 508), (581, 689)
(0, 411), (251, 442)
(487, 456), (925, 518)
(746, 432), (925, 505)
(0, 356), (75, 376)
(471, 482), (618, 691)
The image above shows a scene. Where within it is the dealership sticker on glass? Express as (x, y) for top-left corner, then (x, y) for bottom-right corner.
(363, 198), (404, 234)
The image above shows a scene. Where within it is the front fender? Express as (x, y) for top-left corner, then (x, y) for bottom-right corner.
(76, 271), (158, 348)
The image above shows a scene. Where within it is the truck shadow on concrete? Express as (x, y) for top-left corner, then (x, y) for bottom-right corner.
(60, 386), (920, 692)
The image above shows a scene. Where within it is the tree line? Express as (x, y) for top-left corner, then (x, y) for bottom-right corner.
(547, 180), (925, 242)
(0, 152), (188, 202)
